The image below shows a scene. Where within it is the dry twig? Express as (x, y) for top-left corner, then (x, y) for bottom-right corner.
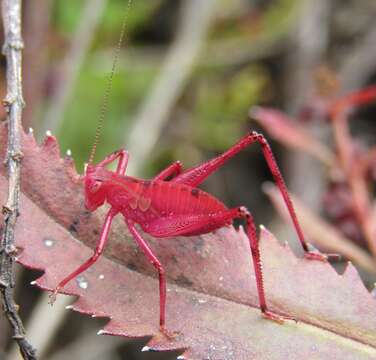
(0, 1), (37, 359)
(7, 295), (71, 360)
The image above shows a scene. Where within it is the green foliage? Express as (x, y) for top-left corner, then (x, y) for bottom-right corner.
(59, 62), (157, 170)
(54, 0), (162, 39)
(53, 0), (83, 34)
(210, 0), (298, 40)
(100, 0), (163, 38)
(193, 65), (270, 150)
(53, 0), (161, 170)
(262, 0), (299, 37)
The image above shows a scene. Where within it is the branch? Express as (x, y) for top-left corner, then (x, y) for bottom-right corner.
(7, 295), (71, 360)
(0, 1), (37, 359)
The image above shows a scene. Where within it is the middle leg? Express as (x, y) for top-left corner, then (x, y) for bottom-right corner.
(124, 217), (168, 333)
(153, 161), (183, 181)
(95, 149), (129, 176)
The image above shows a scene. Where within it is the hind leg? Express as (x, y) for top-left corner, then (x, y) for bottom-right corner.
(124, 218), (168, 332)
(145, 207), (292, 323)
(236, 206), (294, 323)
(171, 131), (333, 261)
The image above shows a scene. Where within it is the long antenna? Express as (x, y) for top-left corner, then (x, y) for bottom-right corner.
(88, 0), (133, 165)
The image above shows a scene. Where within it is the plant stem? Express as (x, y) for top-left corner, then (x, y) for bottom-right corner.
(0, 1), (37, 359)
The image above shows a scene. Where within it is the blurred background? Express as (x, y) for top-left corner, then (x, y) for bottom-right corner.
(1, 0), (376, 358)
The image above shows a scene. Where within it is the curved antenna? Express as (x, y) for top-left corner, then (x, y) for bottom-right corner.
(88, 0), (133, 165)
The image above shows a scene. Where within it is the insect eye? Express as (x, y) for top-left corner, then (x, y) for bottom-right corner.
(90, 180), (102, 193)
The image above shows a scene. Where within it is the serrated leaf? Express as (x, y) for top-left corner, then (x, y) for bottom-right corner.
(1, 125), (376, 359)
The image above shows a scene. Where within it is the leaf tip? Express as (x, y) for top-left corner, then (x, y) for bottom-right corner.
(371, 284), (376, 299)
(259, 224), (272, 238)
(42, 129), (59, 154)
(97, 329), (105, 336)
(343, 261), (363, 283)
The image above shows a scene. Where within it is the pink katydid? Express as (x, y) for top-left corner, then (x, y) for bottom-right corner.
(48, 1), (335, 335)
(49, 130), (336, 334)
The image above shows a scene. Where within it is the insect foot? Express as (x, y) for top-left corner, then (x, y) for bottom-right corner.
(304, 251), (328, 262)
(305, 251), (341, 262)
(262, 310), (296, 325)
(304, 242), (341, 262)
(159, 325), (181, 340)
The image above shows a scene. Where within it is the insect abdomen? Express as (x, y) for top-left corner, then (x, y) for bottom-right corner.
(147, 181), (227, 216)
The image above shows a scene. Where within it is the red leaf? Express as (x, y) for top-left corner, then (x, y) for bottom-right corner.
(250, 107), (334, 166)
(1, 125), (376, 359)
(329, 85), (376, 120)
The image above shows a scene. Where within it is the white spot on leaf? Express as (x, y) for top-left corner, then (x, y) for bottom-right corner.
(43, 238), (54, 247)
(76, 276), (89, 289)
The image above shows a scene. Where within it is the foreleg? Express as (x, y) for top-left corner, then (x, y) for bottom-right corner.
(124, 218), (167, 332)
(49, 208), (117, 303)
(96, 149), (129, 176)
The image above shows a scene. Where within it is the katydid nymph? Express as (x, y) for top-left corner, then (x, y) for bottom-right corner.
(49, 2), (334, 335)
